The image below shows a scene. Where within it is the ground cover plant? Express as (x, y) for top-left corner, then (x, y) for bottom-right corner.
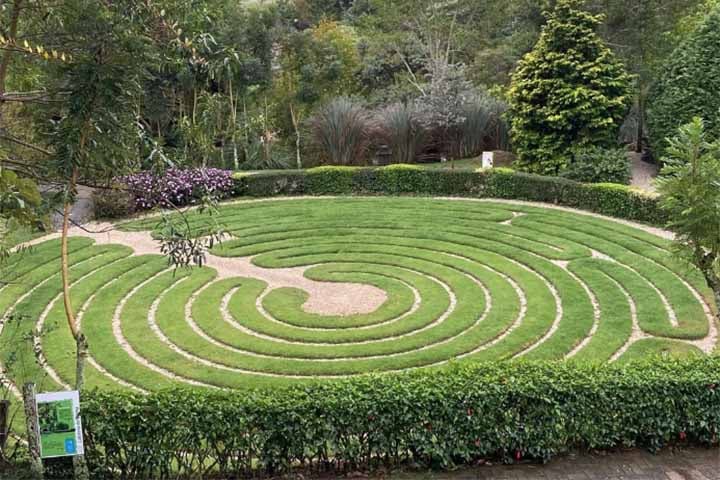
(0, 197), (716, 395)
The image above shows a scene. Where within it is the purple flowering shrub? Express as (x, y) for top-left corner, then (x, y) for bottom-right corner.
(122, 168), (234, 210)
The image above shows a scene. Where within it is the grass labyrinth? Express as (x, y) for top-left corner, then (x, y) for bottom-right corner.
(1, 198), (717, 393)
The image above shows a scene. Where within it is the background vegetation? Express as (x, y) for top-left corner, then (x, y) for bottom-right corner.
(2, 0), (718, 187)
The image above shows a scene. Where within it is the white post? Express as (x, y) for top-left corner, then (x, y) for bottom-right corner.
(482, 151), (495, 169)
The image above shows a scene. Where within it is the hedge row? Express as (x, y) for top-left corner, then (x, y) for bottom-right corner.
(232, 165), (667, 225)
(79, 358), (720, 478)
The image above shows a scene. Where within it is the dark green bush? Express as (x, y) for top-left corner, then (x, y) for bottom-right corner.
(232, 166), (667, 225)
(507, 0), (633, 174)
(81, 358), (720, 478)
(648, 6), (720, 161)
(561, 147), (631, 185)
(232, 171), (307, 197)
(92, 187), (135, 220)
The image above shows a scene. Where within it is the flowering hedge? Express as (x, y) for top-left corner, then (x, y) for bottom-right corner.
(122, 168), (234, 210)
(78, 358), (720, 478)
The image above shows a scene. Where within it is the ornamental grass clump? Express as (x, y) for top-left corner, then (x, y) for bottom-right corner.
(309, 97), (371, 166)
(123, 168), (234, 210)
(374, 103), (427, 164)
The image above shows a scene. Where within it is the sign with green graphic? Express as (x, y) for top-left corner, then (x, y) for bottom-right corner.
(36, 391), (84, 459)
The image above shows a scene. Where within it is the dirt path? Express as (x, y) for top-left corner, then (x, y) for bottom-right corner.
(630, 152), (659, 192)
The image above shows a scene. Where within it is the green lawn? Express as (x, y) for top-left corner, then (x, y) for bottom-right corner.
(1, 197), (716, 393)
(416, 157), (485, 170)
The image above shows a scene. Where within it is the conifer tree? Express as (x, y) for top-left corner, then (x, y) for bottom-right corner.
(508, 0), (633, 174)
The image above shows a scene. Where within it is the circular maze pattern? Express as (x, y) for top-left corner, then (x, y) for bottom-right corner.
(1, 198), (717, 392)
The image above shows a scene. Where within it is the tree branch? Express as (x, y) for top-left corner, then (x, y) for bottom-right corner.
(0, 134), (51, 156)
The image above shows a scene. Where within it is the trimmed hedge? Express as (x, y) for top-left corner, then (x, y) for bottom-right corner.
(81, 358), (720, 478)
(232, 166), (667, 225)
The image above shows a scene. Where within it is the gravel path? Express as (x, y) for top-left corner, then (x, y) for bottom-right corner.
(630, 152), (659, 192)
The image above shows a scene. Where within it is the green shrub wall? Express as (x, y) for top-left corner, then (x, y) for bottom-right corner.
(81, 359), (720, 478)
(232, 166), (667, 225)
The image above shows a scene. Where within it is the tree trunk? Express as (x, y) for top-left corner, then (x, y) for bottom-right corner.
(0, 399), (8, 453)
(61, 169), (79, 343)
(73, 335), (90, 478)
(0, 0), (24, 128)
(290, 104), (302, 169)
(704, 273), (720, 322)
(22, 383), (43, 479)
(635, 93), (645, 154)
(61, 168), (90, 480)
(0, 0), (23, 95)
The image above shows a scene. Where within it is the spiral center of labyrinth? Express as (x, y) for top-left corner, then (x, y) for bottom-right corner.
(1, 197), (717, 392)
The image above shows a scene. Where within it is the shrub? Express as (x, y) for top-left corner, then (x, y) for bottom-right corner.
(80, 358), (720, 478)
(452, 93), (509, 159)
(561, 147), (631, 184)
(91, 186), (135, 220)
(648, 6), (720, 161)
(231, 167), (667, 225)
(122, 168), (235, 211)
(305, 165), (358, 194)
(655, 117), (720, 306)
(308, 97), (371, 166)
(231, 171), (306, 197)
(507, 0), (633, 174)
(373, 104), (427, 164)
(375, 164), (430, 194)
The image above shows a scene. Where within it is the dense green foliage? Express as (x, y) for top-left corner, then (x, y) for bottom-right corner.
(232, 166), (666, 224)
(79, 358), (720, 478)
(657, 117), (720, 309)
(91, 187), (135, 220)
(508, 0), (633, 174)
(561, 147), (631, 184)
(648, 7), (720, 160)
(0, 167), (42, 258)
(0, 0), (711, 192)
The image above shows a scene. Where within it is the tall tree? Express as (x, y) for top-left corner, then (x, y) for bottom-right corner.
(40, 0), (152, 395)
(597, 0), (700, 152)
(508, 0), (633, 174)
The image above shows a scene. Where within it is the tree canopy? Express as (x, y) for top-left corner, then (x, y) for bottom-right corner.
(648, 4), (720, 160)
